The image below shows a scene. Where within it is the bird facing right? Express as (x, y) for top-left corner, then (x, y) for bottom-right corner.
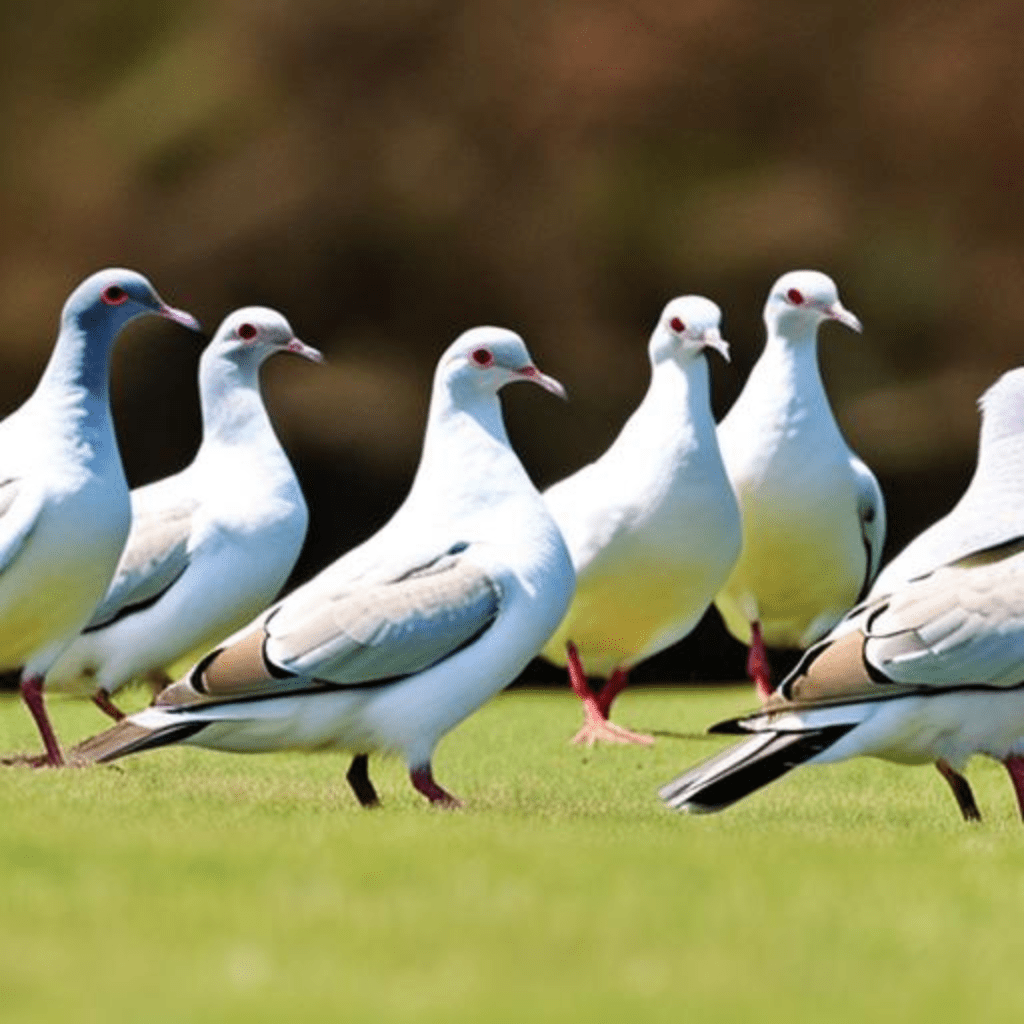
(0, 268), (201, 766)
(45, 307), (321, 718)
(714, 270), (886, 701)
(73, 326), (576, 809)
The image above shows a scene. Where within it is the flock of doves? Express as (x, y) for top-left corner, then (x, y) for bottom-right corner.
(1, 265), (1021, 823)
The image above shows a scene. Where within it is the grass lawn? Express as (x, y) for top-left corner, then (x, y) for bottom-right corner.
(1, 683), (1023, 1023)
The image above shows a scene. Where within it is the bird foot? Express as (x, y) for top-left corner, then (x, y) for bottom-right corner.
(1, 751), (62, 769)
(571, 716), (655, 747)
(410, 765), (463, 808)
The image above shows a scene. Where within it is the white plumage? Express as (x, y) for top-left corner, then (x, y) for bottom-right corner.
(46, 307), (318, 717)
(662, 369), (1024, 822)
(714, 270), (885, 700)
(74, 327), (576, 808)
(0, 268), (200, 765)
(541, 296), (741, 744)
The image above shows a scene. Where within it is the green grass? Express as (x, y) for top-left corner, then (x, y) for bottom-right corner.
(2, 684), (1023, 1023)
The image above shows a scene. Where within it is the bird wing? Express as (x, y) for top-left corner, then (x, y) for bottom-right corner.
(159, 544), (503, 705)
(770, 538), (1024, 710)
(83, 498), (197, 631)
(0, 477), (46, 578)
(850, 453), (886, 598)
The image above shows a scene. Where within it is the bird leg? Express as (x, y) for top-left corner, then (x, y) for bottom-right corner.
(346, 753), (380, 808)
(596, 667), (629, 719)
(748, 621), (773, 703)
(936, 758), (982, 822)
(19, 674), (64, 767)
(565, 642), (653, 747)
(92, 690), (126, 722)
(1003, 755), (1024, 821)
(409, 764), (462, 808)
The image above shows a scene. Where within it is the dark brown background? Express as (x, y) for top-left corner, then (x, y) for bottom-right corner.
(2, 0), (1020, 683)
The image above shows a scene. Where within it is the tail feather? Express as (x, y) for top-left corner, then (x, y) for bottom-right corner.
(659, 724), (854, 813)
(72, 716), (207, 765)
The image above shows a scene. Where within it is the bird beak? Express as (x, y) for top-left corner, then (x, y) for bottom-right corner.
(286, 338), (325, 363)
(824, 301), (862, 333)
(517, 365), (568, 400)
(700, 328), (731, 362)
(158, 303), (203, 333)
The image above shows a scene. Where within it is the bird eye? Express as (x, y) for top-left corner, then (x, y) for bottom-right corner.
(238, 323), (258, 340)
(786, 288), (805, 305)
(471, 348), (494, 367)
(101, 285), (128, 306)
(669, 317), (686, 333)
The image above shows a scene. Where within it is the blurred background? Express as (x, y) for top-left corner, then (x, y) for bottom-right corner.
(2, 0), (1021, 684)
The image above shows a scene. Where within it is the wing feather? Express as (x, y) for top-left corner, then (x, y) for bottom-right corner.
(166, 547), (502, 705)
(84, 499), (197, 631)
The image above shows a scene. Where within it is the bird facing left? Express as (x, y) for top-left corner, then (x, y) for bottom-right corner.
(0, 268), (202, 766)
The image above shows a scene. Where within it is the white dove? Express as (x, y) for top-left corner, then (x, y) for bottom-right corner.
(541, 296), (741, 745)
(73, 327), (575, 808)
(45, 307), (320, 720)
(714, 270), (885, 701)
(0, 268), (200, 765)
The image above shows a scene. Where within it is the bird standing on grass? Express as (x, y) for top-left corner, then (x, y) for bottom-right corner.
(0, 269), (201, 766)
(661, 369), (1024, 823)
(714, 270), (885, 702)
(540, 296), (741, 745)
(45, 307), (320, 719)
(74, 327), (576, 808)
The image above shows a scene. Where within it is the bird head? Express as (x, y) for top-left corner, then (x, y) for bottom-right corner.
(63, 268), (202, 337)
(211, 307), (323, 366)
(650, 295), (730, 366)
(764, 270), (861, 339)
(439, 327), (566, 401)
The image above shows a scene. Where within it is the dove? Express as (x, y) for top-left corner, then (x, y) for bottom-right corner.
(46, 307), (319, 720)
(73, 327), (576, 808)
(0, 268), (200, 765)
(714, 270), (885, 701)
(541, 296), (741, 745)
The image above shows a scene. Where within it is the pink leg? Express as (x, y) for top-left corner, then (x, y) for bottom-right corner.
(19, 675), (64, 767)
(410, 764), (462, 808)
(1004, 755), (1024, 821)
(747, 621), (773, 703)
(565, 642), (653, 747)
(596, 667), (629, 719)
(92, 690), (126, 722)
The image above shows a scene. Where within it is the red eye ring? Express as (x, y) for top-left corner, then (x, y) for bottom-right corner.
(238, 323), (258, 341)
(669, 317), (686, 333)
(470, 348), (494, 367)
(101, 285), (128, 306)
(786, 288), (805, 305)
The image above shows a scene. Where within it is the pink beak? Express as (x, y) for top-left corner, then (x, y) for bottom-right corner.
(158, 303), (203, 333)
(286, 338), (325, 363)
(517, 364), (568, 400)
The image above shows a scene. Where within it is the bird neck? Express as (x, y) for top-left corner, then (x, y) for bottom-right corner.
(34, 315), (118, 406)
(197, 350), (276, 450)
(647, 354), (717, 440)
(408, 382), (528, 518)
(747, 329), (830, 418)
